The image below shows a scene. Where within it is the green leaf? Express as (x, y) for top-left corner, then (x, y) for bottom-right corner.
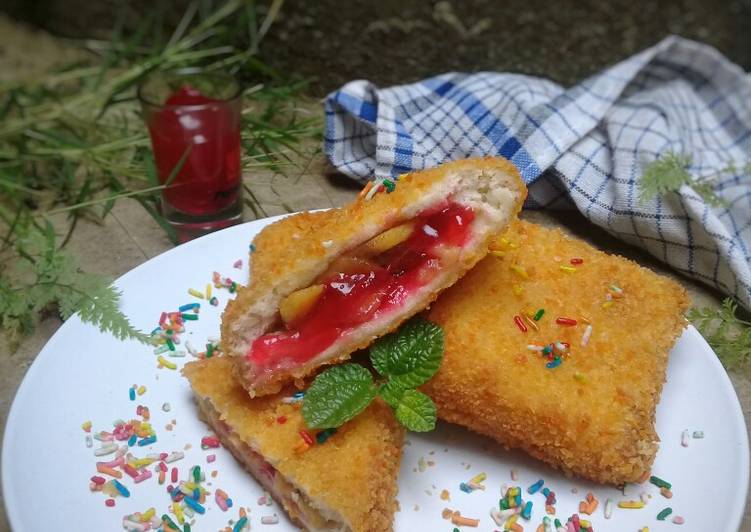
(143, 152), (159, 187)
(301, 364), (377, 429)
(692, 182), (729, 208)
(3, 230), (149, 346)
(393, 389), (437, 432)
(71, 280), (150, 343)
(639, 152), (729, 207)
(378, 380), (405, 409)
(163, 144), (192, 188)
(639, 152), (693, 203)
(687, 298), (751, 373)
(370, 318), (444, 389)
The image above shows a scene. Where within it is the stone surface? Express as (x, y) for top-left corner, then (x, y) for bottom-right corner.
(259, 0), (751, 95)
(4, 1), (751, 95)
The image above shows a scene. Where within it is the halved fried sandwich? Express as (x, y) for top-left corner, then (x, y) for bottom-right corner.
(422, 219), (690, 485)
(222, 157), (527, 396)
(183, 357), (404, 532)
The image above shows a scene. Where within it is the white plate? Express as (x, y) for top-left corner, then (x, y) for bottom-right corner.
(3, 215), (749, 532)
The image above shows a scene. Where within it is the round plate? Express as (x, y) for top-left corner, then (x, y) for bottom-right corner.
(3, 215), (749, 531)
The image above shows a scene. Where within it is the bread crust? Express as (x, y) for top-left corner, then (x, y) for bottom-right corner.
(223, 157), (527, 396)
(422, 219), (690, 485)
(183, 357), (404, 532)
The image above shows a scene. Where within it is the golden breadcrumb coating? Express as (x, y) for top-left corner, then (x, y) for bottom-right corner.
(422, 220), (690, 485)
(230, 157), (524, 322)
(247, 210), (333, 286)
(183, 357), (404, 532)
(224, 157), (527, 397)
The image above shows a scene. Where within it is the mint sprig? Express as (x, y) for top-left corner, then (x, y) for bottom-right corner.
(301, 364), (378, 429)
(301, 318), (444, 432)
(370, 318), (444, 389)
(393, 389), (437, 432)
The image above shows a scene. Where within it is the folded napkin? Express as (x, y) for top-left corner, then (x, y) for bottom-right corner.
(324, 36), (751, 310)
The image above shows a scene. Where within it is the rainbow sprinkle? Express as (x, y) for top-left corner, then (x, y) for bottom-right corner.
(459, 472), (487, 493)
(618, 500), (645, 509)
(535, 341), (570, 369)
(581, 324), (593, 346)
(578, 492), (599, 515)
(649, 475), (671, 490)
(510, 264), (529, 279)
(523, 314), (540, 331)
(261, 514), (280, 525)
(212, 271), (240, 293)
(157, 356), (177, 370)
(233, 515), (249, 531)
(187, 288), (204, 299)
(657, 507), (673, 520)
(281, 391), (305, 404)
(84, 402), (242, 531)
(499, 485), (530, 518)
(527, 479), (544, 494)
(201, 435), (221, 449)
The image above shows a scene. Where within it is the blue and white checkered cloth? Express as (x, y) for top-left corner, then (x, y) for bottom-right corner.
(324, 36), (751, 310)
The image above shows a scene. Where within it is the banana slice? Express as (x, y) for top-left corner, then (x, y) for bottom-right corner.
(279, 284), (324, 326)
(316, 256), (383, 282)
(358, 222), (414, 256)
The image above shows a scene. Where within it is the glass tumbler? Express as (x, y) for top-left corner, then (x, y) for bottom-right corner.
(138, 69), (243, 242)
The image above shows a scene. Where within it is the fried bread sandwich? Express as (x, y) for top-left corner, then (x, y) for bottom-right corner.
(183, 356), (404, 532)
(222, 157), (527, 397)
(422, 219), (690, 485)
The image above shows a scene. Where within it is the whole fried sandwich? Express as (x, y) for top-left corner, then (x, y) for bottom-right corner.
(422, 219), (690, 485)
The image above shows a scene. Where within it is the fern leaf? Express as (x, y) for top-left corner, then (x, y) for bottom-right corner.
(687, 298), (751, 372)
(1, 229), (150, 348)
(639, 153), (693, 202)
(639, 152), (729, 207)
(72, 280), (150, 343)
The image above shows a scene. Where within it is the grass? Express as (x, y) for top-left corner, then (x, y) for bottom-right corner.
(0, 0), (323, 348)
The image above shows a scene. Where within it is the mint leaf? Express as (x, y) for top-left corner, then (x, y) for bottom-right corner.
(302, 364), (377, 429)
(370, 318), (444, 389)
(393, 389), (437, 432)
(378, 380), (406, 409)
(302, 320), (446, 433)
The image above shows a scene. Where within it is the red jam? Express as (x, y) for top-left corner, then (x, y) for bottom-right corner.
(146, 85), (241, 215)
(247, 202), (475, 371)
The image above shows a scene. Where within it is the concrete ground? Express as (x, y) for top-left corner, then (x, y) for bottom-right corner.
(1, 12), (750, 532)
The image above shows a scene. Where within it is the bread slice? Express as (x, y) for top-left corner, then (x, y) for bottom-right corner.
(223, 157), (527, 397)
(421, 219), (690, 485)
(183, 357), (404, 532)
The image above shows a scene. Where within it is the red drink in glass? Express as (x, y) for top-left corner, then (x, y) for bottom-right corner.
(139, 70), (243, 241)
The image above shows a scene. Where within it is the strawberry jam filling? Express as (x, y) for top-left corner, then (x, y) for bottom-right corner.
(247, 201), (475, 370)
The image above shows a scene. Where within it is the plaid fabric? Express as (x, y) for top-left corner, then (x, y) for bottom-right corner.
(324, 36), (751, 310)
